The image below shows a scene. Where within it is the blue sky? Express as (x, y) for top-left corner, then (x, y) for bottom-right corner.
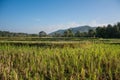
(0, 0), (120, 33)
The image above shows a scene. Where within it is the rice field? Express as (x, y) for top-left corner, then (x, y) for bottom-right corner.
(0, 39), (120, 80)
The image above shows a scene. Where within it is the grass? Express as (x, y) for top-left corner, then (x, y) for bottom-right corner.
(0, 41), (120, 80)
(0, 37), (100, 41)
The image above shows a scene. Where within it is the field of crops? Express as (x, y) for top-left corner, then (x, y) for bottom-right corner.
(0, 38), (120, 80)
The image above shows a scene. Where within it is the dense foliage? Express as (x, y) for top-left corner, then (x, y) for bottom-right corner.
(0, 31), (38, 37)
(51, 22), (120, 38)
(63, 22), (120, 38)
(39, 31), (47, 37)
(96, 22), (120, 38)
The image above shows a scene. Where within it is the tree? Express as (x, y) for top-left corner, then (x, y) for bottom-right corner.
(106, 24), (113, 38)
(88, 29), (95, 37)
(39, 31), (47, 37)
(96, 27), (106, 38)
(116, 22), (120, 38)
(117, 22), (120, 28)
(113, 25), (119, 38)
(95, 22), (120, 38)
(75, 31), (81, 37)
(68, 29), (74, 37)
(82, 32), (88, 37)
(63, 30), (69, 37)
(53, 33), (61, 37)
(63, 29), (74, 37)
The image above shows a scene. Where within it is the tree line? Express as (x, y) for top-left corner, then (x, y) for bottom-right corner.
(0, 22), (120, 38)
(0, 31), (38, 37)
(53, 22), (120, 38)
(96, 22), (120, 38)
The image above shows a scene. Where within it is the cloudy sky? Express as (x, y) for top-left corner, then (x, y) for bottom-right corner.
(0, 0), (120, 33)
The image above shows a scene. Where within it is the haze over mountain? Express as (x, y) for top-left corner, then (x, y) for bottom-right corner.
(49, 25), (96, 35)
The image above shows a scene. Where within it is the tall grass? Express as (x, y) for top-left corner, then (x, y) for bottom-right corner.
(0, 43), (120, 80)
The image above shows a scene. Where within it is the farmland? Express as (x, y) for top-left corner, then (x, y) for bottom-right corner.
(0, 37), (120, 80)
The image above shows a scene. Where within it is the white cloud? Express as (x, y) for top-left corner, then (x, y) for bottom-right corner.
(0, 20), (116, 34)
(86, 20), (108, 27)
(14, 20), (115, 34)
(35, 21), (110, 33)
(44, 22), (80, 33)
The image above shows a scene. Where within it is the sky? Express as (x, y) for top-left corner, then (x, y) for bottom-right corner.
(0, 0), (120, 33)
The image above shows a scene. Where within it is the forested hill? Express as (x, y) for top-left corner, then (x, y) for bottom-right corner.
(49, 25), (96, 36)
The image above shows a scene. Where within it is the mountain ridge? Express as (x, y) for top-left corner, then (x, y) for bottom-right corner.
(49, 25), (96, 35)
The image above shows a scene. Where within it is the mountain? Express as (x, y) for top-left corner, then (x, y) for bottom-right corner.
(49, 25), (96, 36)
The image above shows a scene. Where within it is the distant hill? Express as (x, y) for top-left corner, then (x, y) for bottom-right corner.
(49, 25), (96, 35)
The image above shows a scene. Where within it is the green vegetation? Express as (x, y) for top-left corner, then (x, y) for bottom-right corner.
(96, 22), (120, 38)
(0, 39), (120, 80)
(0, 31), (38, 37)
(61, 22), (120, 38)
(0, 22), (120, 79)
(0, 22), (120, 38)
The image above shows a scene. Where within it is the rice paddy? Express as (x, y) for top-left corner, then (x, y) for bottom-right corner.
(0, 38), (120, 80)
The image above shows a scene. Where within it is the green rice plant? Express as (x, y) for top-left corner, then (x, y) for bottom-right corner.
(0, 42), (120, 80)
